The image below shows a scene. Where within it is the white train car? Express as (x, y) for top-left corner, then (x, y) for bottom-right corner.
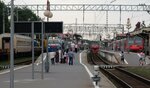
(0, 33), (31, 54)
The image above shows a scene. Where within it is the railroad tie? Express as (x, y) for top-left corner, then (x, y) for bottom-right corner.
(100, 65), (113, 69)
(1, 65), (10, 69)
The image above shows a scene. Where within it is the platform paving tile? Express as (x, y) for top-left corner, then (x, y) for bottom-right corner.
(0, 51), (118, 88)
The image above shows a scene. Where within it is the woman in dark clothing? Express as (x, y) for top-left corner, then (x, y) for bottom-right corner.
(55, 51), (59, 63)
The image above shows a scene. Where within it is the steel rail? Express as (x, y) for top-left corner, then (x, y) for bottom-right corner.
(89, 53), (150, 87)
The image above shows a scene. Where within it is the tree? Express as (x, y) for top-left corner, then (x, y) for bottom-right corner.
(0, 2), (41, 34)
(134, 22), (141, 31)
(0, 1), (9, 33)
(73, 33), (82, 43)
(14, 7), (41, 21)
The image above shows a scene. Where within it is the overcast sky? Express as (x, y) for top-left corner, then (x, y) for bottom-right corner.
(3, 0), (150, 32)
(3, 0), (150, 4)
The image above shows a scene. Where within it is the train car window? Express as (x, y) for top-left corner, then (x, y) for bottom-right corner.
(128, 38), (134, 45)
(134, 36), (142, 45)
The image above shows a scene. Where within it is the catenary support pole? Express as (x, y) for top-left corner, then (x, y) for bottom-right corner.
(32, 22), (35, 79)
(10, 0), (14, 88)
(41, 21), (44, 79)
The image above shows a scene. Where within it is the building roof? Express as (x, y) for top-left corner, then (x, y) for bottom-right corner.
(130, 27), (150, 35)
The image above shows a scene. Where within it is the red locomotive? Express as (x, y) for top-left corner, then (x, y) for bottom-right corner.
(90, 43), (100, 54)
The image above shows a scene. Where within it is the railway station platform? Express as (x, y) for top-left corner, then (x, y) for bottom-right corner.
(101, 50), (150, 66)
(0, 51), (116, 88)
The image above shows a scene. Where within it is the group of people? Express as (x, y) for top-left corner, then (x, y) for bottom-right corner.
(62, 49), (75, 65)
(50, 47), (76, 65)
(120, 51), (146, 66)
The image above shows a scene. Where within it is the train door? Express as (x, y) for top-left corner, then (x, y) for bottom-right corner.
(134, 36), (144, 51)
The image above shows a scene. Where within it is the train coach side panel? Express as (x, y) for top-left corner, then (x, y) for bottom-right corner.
(15, 35), (31, 53)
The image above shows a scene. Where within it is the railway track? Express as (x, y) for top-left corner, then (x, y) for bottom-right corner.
(88, 52), (150, 88)
(0, 57), (35, 71)
(87, 52), (114, 65)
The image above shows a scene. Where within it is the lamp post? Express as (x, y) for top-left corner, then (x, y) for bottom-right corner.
(126, 18), (131, 53)
(44, 10), (53, 21)
(43, 0), (53, 73)
(44, 0), (53, 20)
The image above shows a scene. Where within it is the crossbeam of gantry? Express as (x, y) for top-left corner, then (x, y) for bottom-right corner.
(12, 4), (150, 11)
(63, 24), (124, 35)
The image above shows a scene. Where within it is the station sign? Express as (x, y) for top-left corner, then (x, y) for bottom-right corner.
(14, 21), (63, 33)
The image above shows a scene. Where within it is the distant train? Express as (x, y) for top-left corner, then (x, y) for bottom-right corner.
(46, 37), (62, 52)
(90, 43), (100, 54)
(109, 36), (144, 52)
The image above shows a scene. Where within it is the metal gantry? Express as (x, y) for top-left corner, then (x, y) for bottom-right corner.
(10, 4), (150, 11)
(63, 24), (124, 35)
(8, 4), (150, 38)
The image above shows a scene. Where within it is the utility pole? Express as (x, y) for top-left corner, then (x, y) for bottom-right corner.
(75, 18), (77, 34)
(126, 18), (131, 53)
(82, 5), (85, 38)
(10, 0), (15, 88)
(43, 0), (53, 74)
(3, 8), (5, 33)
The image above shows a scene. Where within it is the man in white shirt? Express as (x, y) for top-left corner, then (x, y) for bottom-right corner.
(49, 52), (56, 64)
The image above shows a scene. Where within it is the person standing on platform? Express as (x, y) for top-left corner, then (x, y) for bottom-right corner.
(120, 51), (124, 64)
(50, 52), (56, 65)
(68, 49), (75, 65)
(58, 48), (62, 63)
(71, 42), (75, 52)
(55, 50), (59, 63)
(138, 52), (145, 66)
(63, 51), (68, 63)
(75, 44), (78, 53)
(66, 44), (69, 53)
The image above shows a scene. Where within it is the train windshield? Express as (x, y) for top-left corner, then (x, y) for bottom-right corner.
(48, 39), (60, 44)
(134, 36), (142, 45)
(128, 38), (134, 45)
(48, 37), (62, 44)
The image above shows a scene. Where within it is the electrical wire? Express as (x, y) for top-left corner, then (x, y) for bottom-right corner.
(20, 0), (27, 5)
(96, 0), (109, 23)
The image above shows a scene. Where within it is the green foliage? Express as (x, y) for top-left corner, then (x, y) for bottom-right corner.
(14, 7), (41, 21)
(0, 1), (41, 34)
(0, 1), (9, 33)
(126, 66), (150, 80)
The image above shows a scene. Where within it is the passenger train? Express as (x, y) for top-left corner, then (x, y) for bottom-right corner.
(0, 33), (42, 60)
(0, 33), (31, 54)
(88, 40), (100, 54)
(90, 43), (100, 54)
(109, 36), (144, 52)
